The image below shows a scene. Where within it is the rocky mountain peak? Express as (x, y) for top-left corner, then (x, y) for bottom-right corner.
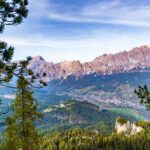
(31, 56), (45, 61)
(29, 45), (150, 82)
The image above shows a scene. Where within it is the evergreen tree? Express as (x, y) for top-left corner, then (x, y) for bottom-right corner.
(135, 85), (150, 111)
(2, 58), (46, 150)
(41, 126), (150, 150)
(0, 41), (15, 85)
(0, 0), (28, 128)
(0, 0), (29, 85)
(0, 0), (28, 32)
(0, 1), (46, 149)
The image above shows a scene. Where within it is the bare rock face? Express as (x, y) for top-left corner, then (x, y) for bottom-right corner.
(29, 45), (150, 82)
(83, 45), (150, 75)
(115, 117), (144, 136)
(28, 56), (57, 82)
(58, 60), (84, 78)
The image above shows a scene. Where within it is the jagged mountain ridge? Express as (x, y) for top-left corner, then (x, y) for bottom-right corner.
(28, 45), (150, 82)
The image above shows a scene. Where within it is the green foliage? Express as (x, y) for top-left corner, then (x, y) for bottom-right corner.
(0, 41), (14, 61)
(40, 100), (137, 134)
(0, 1), (44, 149)
(135, 121), (150, 131)
(117, 118), (127, 125)
(1, 58), (47, 150)
(135, 85), (150, 111)
(0, 0), (29, 85)
(41, 122), (150, 150)
(0, 0), (28, 32)
(108, 107), (145, 120)
(2, 75), (41, 149)
(46, 100), (137, 124)
(86, 121), (114, 135)
(0, 41), (16, 83)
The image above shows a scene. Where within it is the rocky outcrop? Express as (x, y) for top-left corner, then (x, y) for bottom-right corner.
(28, 45), (150, 82)
(115, 117), (144, 136)
(58, 60), (84, 78)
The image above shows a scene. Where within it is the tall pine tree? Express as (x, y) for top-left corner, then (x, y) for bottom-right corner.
(2, 58), (46, 150)
(0, 1), (44, 149)
(0, 0), (29, 136)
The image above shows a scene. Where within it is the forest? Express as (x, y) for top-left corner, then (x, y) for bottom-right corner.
(41, 121), (150, 150)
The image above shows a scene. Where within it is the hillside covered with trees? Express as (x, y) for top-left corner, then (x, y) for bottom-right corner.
(41, 121), (150, 150)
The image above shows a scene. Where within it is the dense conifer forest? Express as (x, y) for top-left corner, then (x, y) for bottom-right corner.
(41, 121), (150, 150)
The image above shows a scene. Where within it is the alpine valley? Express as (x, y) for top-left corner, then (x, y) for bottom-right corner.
(1, 45), (150, 133)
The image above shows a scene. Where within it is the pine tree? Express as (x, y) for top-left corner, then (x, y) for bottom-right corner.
(0, 0), (28, 32)
(0, 0), (29, 136)
(0, 1), (46, 149)
(135, 85), (150, 111)
(2, 58), (46, 150)
(0, 0), (28, 78)
(0, 41), (15, 84)
(0, 0), (29, 85)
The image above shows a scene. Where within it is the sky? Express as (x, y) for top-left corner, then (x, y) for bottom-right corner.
(1, 0), (150, 63)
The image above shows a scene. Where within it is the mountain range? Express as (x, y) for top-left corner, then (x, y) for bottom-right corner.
(1, 45), (150, 129)
(29, 45), (150, 82)
(26, 45), (150, 121)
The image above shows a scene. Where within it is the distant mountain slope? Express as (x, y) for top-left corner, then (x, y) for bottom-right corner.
(45, 72), (150, 111)
(0, 72), (150, 122)
(42, 100), (118, 124)
(39, 100), (138, 134)
(29, 45), (150, 82)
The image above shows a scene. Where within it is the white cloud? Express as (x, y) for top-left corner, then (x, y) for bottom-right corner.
(2, 29), (150, 63)
(44, 0), (150, 27)
(82, 0), (121, 14)
(24, 0), (150, 27)
(1, 0), (150, 63)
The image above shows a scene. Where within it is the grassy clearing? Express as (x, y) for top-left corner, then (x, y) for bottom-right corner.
(108, 107), (145, 120)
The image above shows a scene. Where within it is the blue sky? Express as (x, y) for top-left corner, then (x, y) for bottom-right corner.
(1, 0), (150, 62)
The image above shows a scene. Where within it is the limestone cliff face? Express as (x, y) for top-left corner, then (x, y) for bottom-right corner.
(115, 117), (144, 136)
(28, 45), (150, 82)
(58, 60), (84, 78)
